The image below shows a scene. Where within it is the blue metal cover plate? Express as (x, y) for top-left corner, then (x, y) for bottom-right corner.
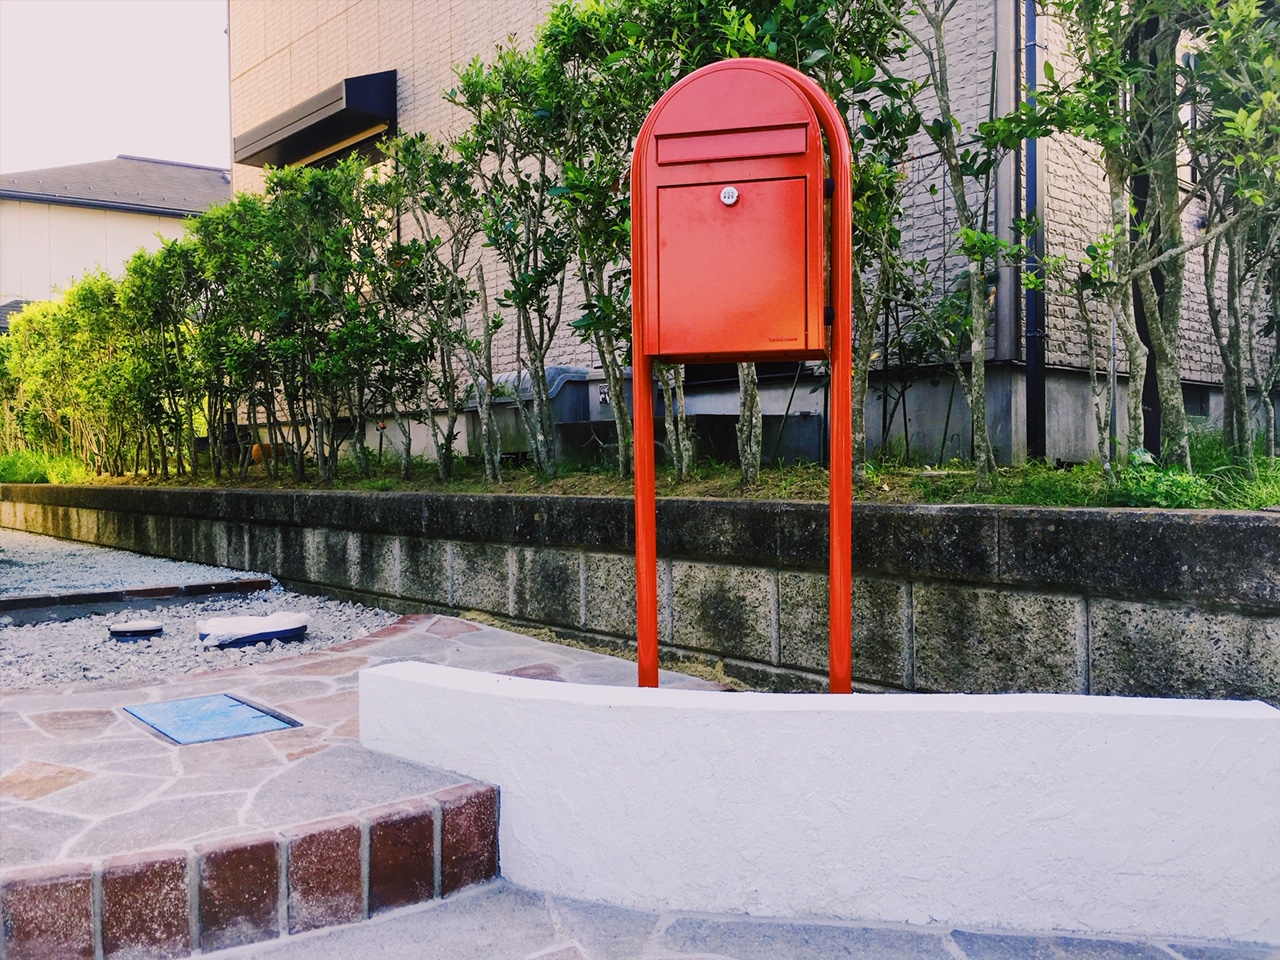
(125, 694), (295, 745)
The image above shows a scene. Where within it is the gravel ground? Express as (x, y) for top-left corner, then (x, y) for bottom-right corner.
(0, 528), (267, 597)
(0, 586), (400, 690)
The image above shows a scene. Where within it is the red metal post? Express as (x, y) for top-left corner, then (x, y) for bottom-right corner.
(632, 349), (660, 688)
(784, 69), (854, 694)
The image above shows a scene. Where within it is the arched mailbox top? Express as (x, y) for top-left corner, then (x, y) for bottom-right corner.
(637, 60), (821, 154)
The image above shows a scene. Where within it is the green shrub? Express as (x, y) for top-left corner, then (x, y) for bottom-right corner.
(1109, 455), (1214, 509)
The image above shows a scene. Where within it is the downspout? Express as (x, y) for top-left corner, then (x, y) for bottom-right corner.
(1024, 0), (1047, 460)
(994, 0), (1020, 460)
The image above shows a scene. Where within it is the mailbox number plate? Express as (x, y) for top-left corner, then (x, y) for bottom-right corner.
(655, 177), (808, 358)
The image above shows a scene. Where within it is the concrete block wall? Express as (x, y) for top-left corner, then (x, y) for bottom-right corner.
(3, 485), (1277, 703)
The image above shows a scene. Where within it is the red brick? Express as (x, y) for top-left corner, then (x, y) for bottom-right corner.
(436, 783), (499, 896)
(196, 835), (280, 952)
(0, 863), (94, 960)
(102, 850), (191, 960)
(366, 800), (435, 914)
(283, 817), (362, 933)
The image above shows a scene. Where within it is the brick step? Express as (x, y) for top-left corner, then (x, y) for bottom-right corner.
(0, 781), (498, 959)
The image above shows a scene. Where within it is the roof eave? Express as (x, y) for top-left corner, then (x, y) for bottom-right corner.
(0, 192), (198, 218)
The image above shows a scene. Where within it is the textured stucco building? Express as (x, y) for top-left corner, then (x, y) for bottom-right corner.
(0, 155), (232, 311)
(228, 0), (1276, 465)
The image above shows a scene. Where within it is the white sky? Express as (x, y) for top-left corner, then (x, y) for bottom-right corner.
(0, 0), (230, 175)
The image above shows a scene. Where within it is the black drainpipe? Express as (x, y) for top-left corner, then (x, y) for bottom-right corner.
(1024, 0), (1047, 461)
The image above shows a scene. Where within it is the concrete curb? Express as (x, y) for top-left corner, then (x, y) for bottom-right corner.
(0, 578), (274, 612)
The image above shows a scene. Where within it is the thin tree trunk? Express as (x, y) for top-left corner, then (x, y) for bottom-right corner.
(736, 362), (762, 486)
(658, 364), (680, 479)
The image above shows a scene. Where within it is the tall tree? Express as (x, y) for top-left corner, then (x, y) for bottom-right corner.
(450, 49), (571, 477)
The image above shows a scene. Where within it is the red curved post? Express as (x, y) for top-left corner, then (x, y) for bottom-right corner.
(632, 352), (659, 688)
(781, 67), (854, 695)
(631, 101), (660, 688)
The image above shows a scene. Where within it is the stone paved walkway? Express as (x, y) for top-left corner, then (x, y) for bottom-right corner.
(212, 879), (1278, 960)
(0, 614), (714, 869)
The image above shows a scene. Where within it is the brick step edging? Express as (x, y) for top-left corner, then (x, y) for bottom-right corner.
(0, 781), (498, 959)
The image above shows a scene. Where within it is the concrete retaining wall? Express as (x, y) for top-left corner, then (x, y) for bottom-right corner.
(2, 484), (1278, 701)
(360, 661), (1280, 943)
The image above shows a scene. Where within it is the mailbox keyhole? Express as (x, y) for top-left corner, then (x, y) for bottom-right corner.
(720, 185), (739, 207)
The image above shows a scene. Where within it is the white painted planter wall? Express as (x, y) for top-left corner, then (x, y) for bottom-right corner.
(360, 662), (1280, 943)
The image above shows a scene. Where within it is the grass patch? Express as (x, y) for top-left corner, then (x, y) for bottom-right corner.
(26, 442), (1280, 511)
(0, 451), (87, 484)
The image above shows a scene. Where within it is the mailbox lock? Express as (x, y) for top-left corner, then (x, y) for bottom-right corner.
(719, 185), (739, 206)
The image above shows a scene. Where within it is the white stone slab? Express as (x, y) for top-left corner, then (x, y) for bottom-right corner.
(359, 662), (1280, 943)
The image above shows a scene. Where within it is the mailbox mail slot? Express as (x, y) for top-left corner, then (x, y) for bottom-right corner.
(655, 124), (809, 165)
(635, 63), (826, 362)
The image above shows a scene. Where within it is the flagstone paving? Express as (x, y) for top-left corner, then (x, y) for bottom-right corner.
(0, 613), (714, 869)
(210, 879), (1278, 960)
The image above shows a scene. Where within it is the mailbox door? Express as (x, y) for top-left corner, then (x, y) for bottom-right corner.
(656, 177), (808, 359)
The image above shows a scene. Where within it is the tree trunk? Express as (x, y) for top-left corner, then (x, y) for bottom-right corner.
(673, 366), (693, 481)
(851, 262), (882, 482)
(596, 329), (632, 479)
(469, 263), (503, 483)
(736, 362), (762, 486)
(1133, 19), (1190, 470)
(1135, 269), (1190, 469)
(658, 364), (681, 480)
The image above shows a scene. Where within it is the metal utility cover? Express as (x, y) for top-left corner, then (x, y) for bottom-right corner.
(125, 694), (297, 745)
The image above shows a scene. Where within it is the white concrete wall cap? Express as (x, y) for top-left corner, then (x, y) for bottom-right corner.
(364, 660), (1277, 719)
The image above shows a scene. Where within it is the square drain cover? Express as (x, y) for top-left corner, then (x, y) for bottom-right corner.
(126, 694), (298, 745)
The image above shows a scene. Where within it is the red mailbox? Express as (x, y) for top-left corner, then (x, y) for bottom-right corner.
(631, 59), (854, 692)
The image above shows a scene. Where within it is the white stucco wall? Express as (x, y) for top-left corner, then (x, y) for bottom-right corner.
(0, 198), (185, 302)
(361, 661), (1279, 943)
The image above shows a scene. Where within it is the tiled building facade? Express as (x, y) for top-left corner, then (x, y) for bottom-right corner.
(228, 0), (1275, 464)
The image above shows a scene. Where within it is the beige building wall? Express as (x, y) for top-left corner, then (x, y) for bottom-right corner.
(229, 0), (600, 379)
(897, 2), (1006, 312)
(230, 0), (555, 195)
(0, 199), (186, 302)
(229, 0), (1263, 458)
(1036, 13), (1262, 389)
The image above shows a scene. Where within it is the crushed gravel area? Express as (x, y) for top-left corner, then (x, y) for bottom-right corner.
(0, 586), (400, 690)
(0, 531), (400, 689)
(0, 528), (267, 597)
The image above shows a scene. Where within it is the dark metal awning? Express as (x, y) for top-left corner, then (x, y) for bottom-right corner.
(233, 71), (397, 168)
